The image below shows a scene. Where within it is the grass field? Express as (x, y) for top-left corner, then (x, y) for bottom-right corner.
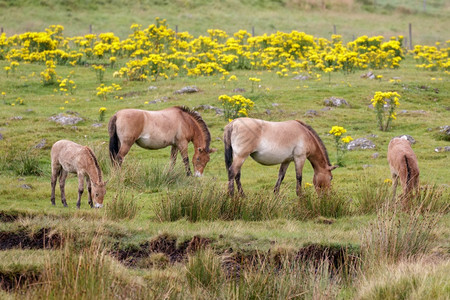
(0, 0), (449, 298)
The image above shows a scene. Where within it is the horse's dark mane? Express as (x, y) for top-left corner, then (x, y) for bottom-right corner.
(85, 147), (103, 182)
(176, 106), (211, 151)
(295, 120), (331, 166)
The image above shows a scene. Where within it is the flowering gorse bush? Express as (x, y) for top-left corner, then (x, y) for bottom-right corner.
(219, 94), (254, 121)
(329, 126), (353, 166)
(92, 64), (105, 82)
(40, 60), (57, 85)
(96, 83), (121, 100)
(370, 91), (400, 131)
(99, 107), (107, 121)
(58, 77), (76, 94)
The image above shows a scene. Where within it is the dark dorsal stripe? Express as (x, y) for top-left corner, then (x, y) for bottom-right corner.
(85, 147), (102, 182)
(176, 106), (211, 151)
(295, 120), (331, 166)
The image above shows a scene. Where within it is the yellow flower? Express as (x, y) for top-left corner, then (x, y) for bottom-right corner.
(305, 182), (313, 188)
(384, 178), (392, 184)
(341, 136), (353, 143)
(329, 126), (347, 137)
(99, 107), (107, 112)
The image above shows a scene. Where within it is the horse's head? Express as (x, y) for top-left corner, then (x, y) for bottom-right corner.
(193, 147), (217, 176)
(313, 165), (338, 192)
(92, 181), (107, 208)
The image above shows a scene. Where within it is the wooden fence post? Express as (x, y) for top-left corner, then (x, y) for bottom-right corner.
(408, 23), (412, 50)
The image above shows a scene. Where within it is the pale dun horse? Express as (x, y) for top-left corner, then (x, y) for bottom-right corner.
(387, 136), (420, 206)
(224, 118), (337, 197)
(51, 140), (107, 208)
(108, 106), (216, 176)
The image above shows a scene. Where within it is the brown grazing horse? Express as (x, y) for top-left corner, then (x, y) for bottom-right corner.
(224, 118), (337, 197)
(51, 140), (107, 208)
(108, 106), (216, 176)
(387, 136), (420, 205)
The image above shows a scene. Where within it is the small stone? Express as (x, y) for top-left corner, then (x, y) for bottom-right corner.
(361, 71), (375, 79)
(347, 138), (376, 150)
(434, 146), (450, 152)
(292, 74), (311, 80)
(271, 103), (279, 107)
(371, 152), (379, 159)
(10, 116), (23, 120)
(49, 113), (83, 125)
(363, 164), (373, 169)
(304, 110), (318, 117)
(92, 123), (103, 128)
(265, 109), (271, 115)
(323, 96), (349, 107)
(34, 139), (47, 149)
(0, 133), (3, 140)
(20, 184), (32, 189)
(194, 105), (224, 115)
(148, 86), (157, 90)
(174, 86), (199, 94)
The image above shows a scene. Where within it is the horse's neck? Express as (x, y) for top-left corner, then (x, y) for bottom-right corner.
(307, 142), (329, 172)
(187, 116), (206, 149)
(84, 157), (102, 184)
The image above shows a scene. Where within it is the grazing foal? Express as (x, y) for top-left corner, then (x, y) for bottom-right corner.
(387, 136), (420, 205)
(51, 140), (107, 208)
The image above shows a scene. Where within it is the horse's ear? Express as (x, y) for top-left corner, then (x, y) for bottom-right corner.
(209, 148), (217, 153)
(329, 165), (338, 171)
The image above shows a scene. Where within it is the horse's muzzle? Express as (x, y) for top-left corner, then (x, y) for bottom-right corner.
(194, 171), (203, 177)
(94, 203), (103, 208)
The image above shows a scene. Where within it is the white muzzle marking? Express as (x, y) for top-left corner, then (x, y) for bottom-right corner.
(194, 171), (203, 177)
(95, 203), (103, 208)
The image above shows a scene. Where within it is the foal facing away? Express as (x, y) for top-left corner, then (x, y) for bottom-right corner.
(108, 106), (216, 176)
(224, 118), (337, 197)
(387, 136), (420, 205)
(51, 140), (107, 208)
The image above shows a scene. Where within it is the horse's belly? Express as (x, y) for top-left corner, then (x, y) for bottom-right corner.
(250, 150), (293, 166)
(136, 134), (171, 149)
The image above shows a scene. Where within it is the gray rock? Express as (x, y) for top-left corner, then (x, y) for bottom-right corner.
(92, 123), (103, 128)
(292, 74), (311, 80)
(366, 134), (378, 138)
(20, 184), (32, 189)
(10, 116), (23, 120)
(321, 107), (332, 111)
(398, 110), (427, 115)
(347, 138), (376, 150)
(0, 133), (3, 140)
(49, 113), (83, 125)
(371, 152), (379, 159)
(323, 96), (349, 107)
(265, 109), (271, 115)
(434, 146), (450, 152)
(34, 139), (47, 149)
(271, 103), (279, 107)
(394, 135), (416, 144)
(148, 86), (157, 91)
(363, 164), (373, 169)
(174, 86), (199, 94)
(439, 125), (450, 135)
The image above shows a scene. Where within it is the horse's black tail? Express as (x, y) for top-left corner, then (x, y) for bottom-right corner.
(224, 123), (234, 173)
(108, 114), (119, 164)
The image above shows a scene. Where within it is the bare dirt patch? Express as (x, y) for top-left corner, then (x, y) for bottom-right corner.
(0, 228), (62, 250)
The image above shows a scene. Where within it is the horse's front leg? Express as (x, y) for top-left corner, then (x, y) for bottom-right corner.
(178, 142), (192, 176)
(274, 162), (290, 194)
(59, 170), (69, 207)
(294, 155), (306, 197)
(76, 173), (85, 209)
(86, 177), (93, 208)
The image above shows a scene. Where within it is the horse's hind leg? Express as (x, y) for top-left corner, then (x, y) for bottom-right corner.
(59, 170), (69, 207)
(294, 155), (306, 197)
(86, 177), (93, 208)
(115, 139), (134, 166)
(76, 173), (85, 209)
(228, 155), (247, 197)
(274, 162), (290, 194)
(169, 145), (178, 171)
(391, 173), (399, 202)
